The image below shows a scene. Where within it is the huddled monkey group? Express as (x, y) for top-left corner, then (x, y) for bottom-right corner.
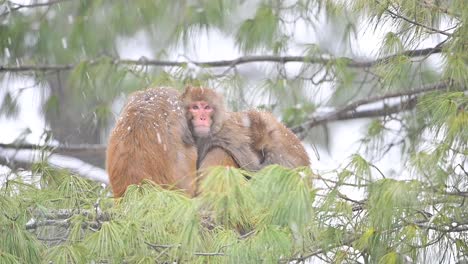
(106, 86), (310, 197)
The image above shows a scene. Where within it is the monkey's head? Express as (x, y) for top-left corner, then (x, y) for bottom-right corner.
(181, 86), (226, 138)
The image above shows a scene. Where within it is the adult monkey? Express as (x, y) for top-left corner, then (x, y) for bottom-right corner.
(181, 86), (310, 171)
(106, 88), (196, 197)
(106, 87), (237, 198)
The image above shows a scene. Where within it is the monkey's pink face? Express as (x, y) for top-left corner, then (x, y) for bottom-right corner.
(189, 101), (213, 137)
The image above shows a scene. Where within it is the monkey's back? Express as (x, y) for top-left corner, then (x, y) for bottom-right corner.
(106, 88), (197, 197)
(248, 110), (310, 168)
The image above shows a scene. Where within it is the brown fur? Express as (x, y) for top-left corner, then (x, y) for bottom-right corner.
(106, 88), (197, 197)
(199, 147), (239, 168)
(247, 110), (310, 168)
(181, 87), (310, 171)
(181, 87), (262, 171)
(196, 147), (239, 194)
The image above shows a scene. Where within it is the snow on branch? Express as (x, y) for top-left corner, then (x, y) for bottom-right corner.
(0, 146), (109, 184)
(292, 80), (463, 135)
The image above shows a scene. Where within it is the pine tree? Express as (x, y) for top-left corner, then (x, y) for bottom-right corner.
(0, 0), (467, 263)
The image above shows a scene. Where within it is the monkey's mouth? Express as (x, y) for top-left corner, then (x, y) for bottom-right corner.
(193, 126), (211, 137)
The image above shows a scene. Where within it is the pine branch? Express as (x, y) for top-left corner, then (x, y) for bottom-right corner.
(0, 146), (109, 183)
(420, 1), (461, 18)
(0, 63), (75, 72)
(1, 0), (71, 17)
(25, 219), (70, 230)
(146, 242), (227, 257)
(446, 191), (468, 198)
(292, 80), (461, 135)
(286, 236), (358, 262)
(0, 142), (106, 169)
(289, 214), (468, 262)
(382, 2), (452, 36)
(333, 81), (450, 114)
(25, 219), (100, 230)
(194, 252), (225, 256)
(26, 209), (109, 231)
(32, 209), (111, 221)
(0, 142), (106, 152)
(0, 153), (31, 170)
(293, 99), (416, 135)
(413, 221), (468, 233)
(0, 46), (443, 73)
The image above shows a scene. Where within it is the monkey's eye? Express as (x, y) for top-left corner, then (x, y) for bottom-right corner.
(204, 105), (211, 110)
(192, 105), (199, 110)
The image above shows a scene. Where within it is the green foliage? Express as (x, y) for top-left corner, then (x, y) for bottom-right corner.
(86, 221), (125, 261)
(236, 5), (280, 53)
(227, 226), (292, 263)
(0, 251), (21, 264)
(375, 55), (413, 89)
(417, 91), (468, 145)
(1, 156), (468, 263)
(348, 154), (372, 182)
(379, 251), (402, 264)
(367, 179), (421, 229)
(0, 91), (19, 118)
(366, 119), (385, 138)
(1, 0), (467, 263)
(198, 167), (254, 229)
(0, 222), (42, 263)
(251, 166), (315, 230)
(283, 102), (316, 127)
(0, 164), (318, 263)
(42, 95), (60, 116)
(45, 244), (88, 264)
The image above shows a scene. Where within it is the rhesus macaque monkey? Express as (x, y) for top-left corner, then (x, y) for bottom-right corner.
(106, 88), (198, 197)
(181, 86), (310, 171)
(181, 87), (261, 170)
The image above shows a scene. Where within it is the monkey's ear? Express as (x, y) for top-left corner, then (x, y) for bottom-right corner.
(181, 86), (192, 100)
(184, 85), (193, 93)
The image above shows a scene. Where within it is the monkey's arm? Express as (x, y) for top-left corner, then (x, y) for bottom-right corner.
(197, 136), (262, 172)
(223, 144), (262, 171)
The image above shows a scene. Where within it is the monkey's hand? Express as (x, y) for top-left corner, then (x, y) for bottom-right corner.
(217, 144), (262, 172)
